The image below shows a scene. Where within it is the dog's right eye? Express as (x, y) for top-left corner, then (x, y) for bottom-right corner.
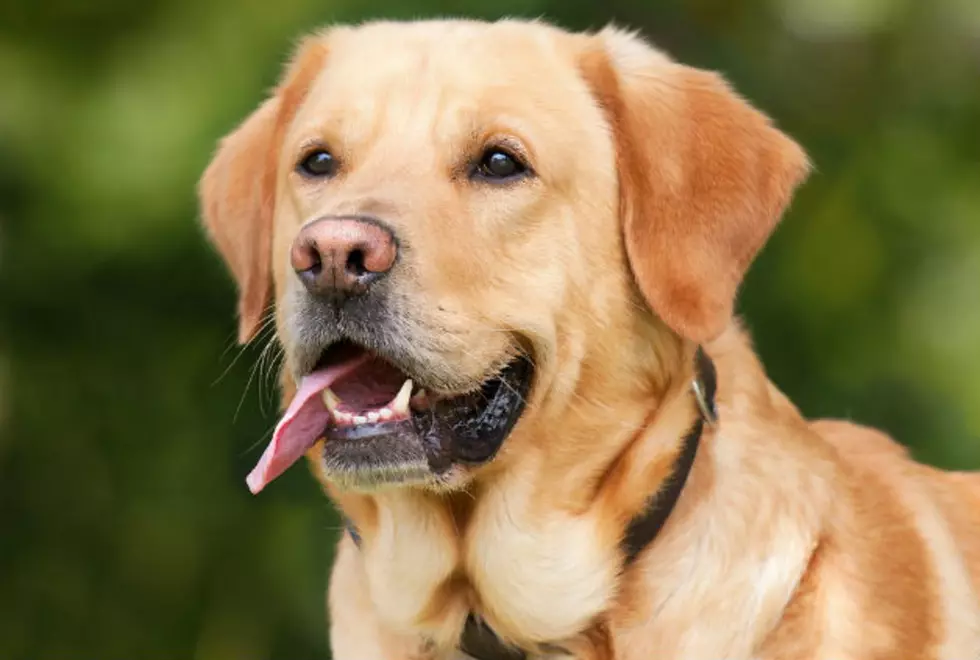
(298, 149), (338, 178)
(473, 147), (529, 182)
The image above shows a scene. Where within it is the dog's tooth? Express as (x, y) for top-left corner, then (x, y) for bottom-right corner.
(321, 388), (341, 413)
(367, 411), (380, 423)
(379, 408), (393, 421)
(336, 411), (352, 425)
(353, 415), (368, 425)
(391, 379), (413, 414)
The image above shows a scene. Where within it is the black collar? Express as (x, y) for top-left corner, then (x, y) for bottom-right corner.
(620, 345), (717, 565)
(344, 347), (718, 660)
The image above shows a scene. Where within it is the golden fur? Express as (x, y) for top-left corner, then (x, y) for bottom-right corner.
(199, 18), (980, 659)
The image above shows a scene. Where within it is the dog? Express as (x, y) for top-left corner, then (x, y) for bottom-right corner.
(198, 18), (980, 660)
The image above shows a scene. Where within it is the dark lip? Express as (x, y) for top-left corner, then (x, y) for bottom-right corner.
(318, 353), (534, 482)
(413, 355), (534, 466)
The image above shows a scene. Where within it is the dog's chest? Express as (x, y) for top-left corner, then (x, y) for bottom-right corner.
(358, 483), (620, 652)
(461, 481), (620, 645)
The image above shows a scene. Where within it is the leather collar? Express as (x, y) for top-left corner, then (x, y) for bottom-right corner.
(344, 347), (718, 660)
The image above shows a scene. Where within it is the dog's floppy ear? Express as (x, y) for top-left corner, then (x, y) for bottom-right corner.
(198, 39), (327, 343)
(580, 29), (810, 343)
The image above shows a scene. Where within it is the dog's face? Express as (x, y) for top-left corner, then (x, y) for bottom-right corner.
(199, 20), (808, 493)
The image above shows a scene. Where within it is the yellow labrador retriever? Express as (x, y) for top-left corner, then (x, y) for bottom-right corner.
(198, 18), (980, 660)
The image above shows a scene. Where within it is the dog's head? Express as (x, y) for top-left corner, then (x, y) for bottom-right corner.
(199, 20), (808, 493)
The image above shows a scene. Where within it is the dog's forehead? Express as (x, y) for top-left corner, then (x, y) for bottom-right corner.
(325, 20), (570, 79)
(287, 21), (594, 151)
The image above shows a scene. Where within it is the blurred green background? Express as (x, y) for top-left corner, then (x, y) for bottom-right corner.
(2, 0), (979, 657)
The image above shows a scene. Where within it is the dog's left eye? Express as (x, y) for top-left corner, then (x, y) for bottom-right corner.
(298, 149), (338, 178)
(474, 148), (528, 181)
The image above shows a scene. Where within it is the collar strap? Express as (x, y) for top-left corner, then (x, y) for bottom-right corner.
(621, 345), (716, 565)
(344, 347), (718, 660)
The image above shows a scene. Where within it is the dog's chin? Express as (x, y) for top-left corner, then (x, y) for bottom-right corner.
(309, 343), (534, 492)
(316, 438), (471, 493)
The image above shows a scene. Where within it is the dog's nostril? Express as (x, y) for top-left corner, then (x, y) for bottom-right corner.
(291, 240), (324, 276)
(309, 255), (323, 276)
(305, 244), (324, 275)
(346, 249), (367, 277)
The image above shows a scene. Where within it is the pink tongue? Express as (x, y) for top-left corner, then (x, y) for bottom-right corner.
(246, 354), (371, 494)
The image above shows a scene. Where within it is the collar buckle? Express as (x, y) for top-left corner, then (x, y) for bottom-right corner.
(691, 346), (718, 427)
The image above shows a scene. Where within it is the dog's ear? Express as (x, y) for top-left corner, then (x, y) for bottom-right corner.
(579, 29), (810, 343)
(199, 97), (280, 344)
(198, 39), (327, 343)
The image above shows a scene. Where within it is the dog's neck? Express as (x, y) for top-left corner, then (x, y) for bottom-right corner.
(481, 323), (697, 514)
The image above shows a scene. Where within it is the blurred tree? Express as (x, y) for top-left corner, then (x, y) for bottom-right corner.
(1, 0), (978, 657)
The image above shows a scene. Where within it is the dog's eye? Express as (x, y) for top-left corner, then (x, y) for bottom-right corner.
(298, 149), (338, 178)
(474, 148), (527, 181)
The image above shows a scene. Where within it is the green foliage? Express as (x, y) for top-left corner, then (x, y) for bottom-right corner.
(1, 0), (978, 657)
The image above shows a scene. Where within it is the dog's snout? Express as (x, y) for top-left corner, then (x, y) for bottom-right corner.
(291, 216), (397, 299)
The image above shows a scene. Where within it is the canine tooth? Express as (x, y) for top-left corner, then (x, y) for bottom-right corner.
(391, 379), (413, 414)
(367, 411), (380, 423)
(353, 415), (368, 425)
(321, 388), (341, 412)
(379, 408), (393, 421)
(336, 412), (352, 425)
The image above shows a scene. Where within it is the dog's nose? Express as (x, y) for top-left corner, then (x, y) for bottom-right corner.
(290, 216), (398, 299)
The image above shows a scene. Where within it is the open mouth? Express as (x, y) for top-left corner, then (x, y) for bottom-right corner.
(246, 340), (533, 493)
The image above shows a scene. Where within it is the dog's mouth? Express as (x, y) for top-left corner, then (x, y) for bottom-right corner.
(246, 340), (533, 493)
